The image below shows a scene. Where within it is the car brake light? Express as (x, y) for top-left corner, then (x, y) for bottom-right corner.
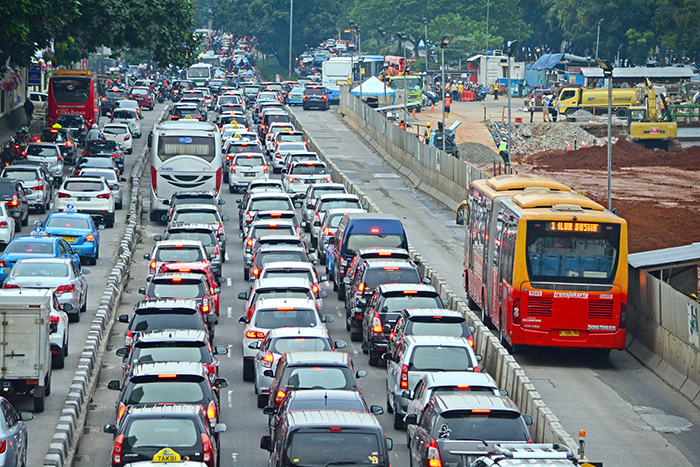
(204, 362), (217, 374)
(323, 227), (329, 235)
(403, 290), (417, 294)
(57, 192), (70, 198)
(467, 336), (474, 347)
(55, 284), (76, 294)
(112, 153), (120, 159)
(207, 400), (217, 422)
(252, 266), (260, 277)
(263, 165), (268, 172)
(202, 297), (210, 313)
(31, 185), (43, 191)
(125, 330), (133, 347)
(124, 133), (131, 141)
(201, 433), (213, 463)
(112, 434), (124, 465)
(0, 440), (5, 454)
(372, 313), (382, 333)
(117, 402), (126, 420)
(370, 228), (380, 233)
(312, 283), (319, 294)
(0, 221), (6, 228)
(261, 351), (274, 368)
(428, 438), (442, 467)
(246, 330), (265, 339)
(8, 195), (18, 206)
(275, 390), (286, 406)
(400, 364), (409, 389)
(216, 167), (222, 193)
(3, 283), (19, 289)
(150, 260), (156, 271)
(246, 238), (253, 247)
(97, 193), (111, 199)
(383, 266), (399, 270)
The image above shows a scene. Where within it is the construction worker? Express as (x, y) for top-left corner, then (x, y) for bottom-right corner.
(444, 95), (452, 118)
(529, 95), (536, 123)
(424, 122), (432, 143)
(399, 120), (406, 130)
(458, 81), (464, 101)
(498, 138), (509, 165)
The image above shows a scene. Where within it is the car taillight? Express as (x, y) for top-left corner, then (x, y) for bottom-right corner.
(226, 155), (233, 161)
(97, 192), (111, 200)
(112, 434), (124, 465)
(321, 95), (327, 100)
(275, 390), (286, 406)
(31, 184), (43, 190)
(124, 133), (131, 141)
(372, 313), (382, 333)
(512, 298), (520, 325)
(215, 167), (222, 193)
(251, 266), (260, 277)
(467, 335), (474, 348)
(3, 283), (19, 289)
(117, 402), (126, 421)
(231, 164), (236, 173)
(246, 330), (265, 339)
(57, 153), (62, 162)
(358, 283), (366, 293)
(0, 440), (5, 454)
(207, 400), (217, 423)
(125, 330), (133, 348)
(151, 166), (157, 194)
(263, 165), (269, 172)
(261, 351), (274, 368)
(201, 433), (213, 464)
(246, 238), (253, 248)
(150, 260), (156, 271)
(428, 438), (442, 467)
(0, 260), (6, 267)
(400, 364), (409, 389)
(55, 284), (76, 294)
(204, 362), (217, 374)
(312, 283), (319, 294)
(202, 297), (210, 313)
(7, 195), (18, 206)
(323, 227), (329, 235)
(0, 220), (7, 228)
(112, 153), (120, 159)
(57, 192), (71, 198)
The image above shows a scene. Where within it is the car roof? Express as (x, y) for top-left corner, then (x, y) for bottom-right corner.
(403, 335), (472, 347)
(172, 203), (219, 212)
(318, 193), (359, 201)
(253, 277), (312, 289)
(167, 223), (217, 232)
(377, 284), (436, 294)
(403, 308), (463, 318)
(356, 247), (411, 257)
(251, 219), (295, 228)
(287, 389), (363, 403)
(126, 403), (203, 417)
(151, 272), (205, 281)
(421, 372), (498, 389)
(9, 235), (59, 244)
(249, 192), (292, 201)
(363, 259), (417, 269)
(15, 256), (72, 264)
(258, 245), (307, 253)
(267, 327), (329, 339)
(134, 299), (200, 312)
(47, 211), (93, 220)
(286, 410), (380, 429)
(253, 297), (317, 311)
(285, 351), (351, 365)
(431, 394), (519, 413)
(154, 239), (204, 248)
(310, 183), (345, 190)
(130, 361), (207, 378)
(173, 191), (216, 199)
(135, 329), (208, 345)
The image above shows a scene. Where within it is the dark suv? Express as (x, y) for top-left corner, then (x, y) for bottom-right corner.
(154, 223), (225, 278)
(103, 404), (226, 467)
(37, 128), (78, 163)
(303, 86), (330, 110)
(55, 114), (87, 145)
(0, 179), (29, 231)
(101, 88), (128, 116)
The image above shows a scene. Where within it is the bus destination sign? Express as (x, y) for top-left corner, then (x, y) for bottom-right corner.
(547, 222), (600, 233)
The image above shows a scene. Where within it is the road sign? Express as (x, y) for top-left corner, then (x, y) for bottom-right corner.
(28, 66), (42, 86)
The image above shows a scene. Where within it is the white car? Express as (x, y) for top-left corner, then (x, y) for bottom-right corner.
(55, 177), (116, 228)
(228, 153), (269, 193)
(282, 161), (332, 199)
(264, 123), (296, 154)
(272, 142), (308, 173)
(78, 168), (125, 210)
(102, 123), (133, 154)
(194, 87), (214, 109)
(49, 301), (69, 369)
(0, 203), (15, 245)
(111, 107), (142, 138)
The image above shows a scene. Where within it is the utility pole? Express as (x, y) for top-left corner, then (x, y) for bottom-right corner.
(288, 0), (293, 78)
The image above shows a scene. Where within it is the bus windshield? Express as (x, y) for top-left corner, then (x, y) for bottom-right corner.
(525, 221), (621, 284)
(188, 67), (210, 78)
(51, 77), (90, 104)
(157, 136), (215, 162)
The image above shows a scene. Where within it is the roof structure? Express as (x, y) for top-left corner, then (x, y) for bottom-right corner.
(628, 242), (700, 271)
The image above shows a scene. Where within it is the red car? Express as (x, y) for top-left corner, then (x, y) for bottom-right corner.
(128, 86), (154, 110)
(157, 262), (221, 315)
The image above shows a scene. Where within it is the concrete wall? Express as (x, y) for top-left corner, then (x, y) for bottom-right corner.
(287, 105), (580, 455)
(627, 267), (700, 406)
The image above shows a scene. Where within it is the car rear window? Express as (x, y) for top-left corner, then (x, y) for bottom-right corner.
(167, 232), (215, 247)
(252, 289), (311, 306)
(12, 262), (68, 277)
(0, 182), (16, 197)
(253, 309), (317, 328)
(234, 155), (265, 167)
(289, 432), (379, 467)
(123, 418), (199, 450)
(172, 211), (219, 225)
(407, 317), (468, 338)
(3, 169), (38, 182)
(125, 380), (207, 405)
(381, 295), (443, 313)
(104, 126), (128, 135)
(410, 345), (475, 371)
(364, 267), (420, 290)
(252, 226), (295, 238)
(260, 251), (308, 265)
(345, 234), (405, 256)
(26, 145), (58, 157)
(270, 337), (330, 354)
(150, 281), (205, 299)
(263, 270), (314, 283)
(131, 88), (148, 95)
(278, 134), (304, 144)
(5, 241), (53, 254)
(46, 217), (90, 229)
(437, 411), (530, 441)
(155, 247), (204, 262)
(320, 200), (359, 212)
(64, 181), (105, 192)
(112, 110), (136, 119)
(133, 344), (209, 364)
(249, 199), (293, 212)
(132, 313), (202, 332)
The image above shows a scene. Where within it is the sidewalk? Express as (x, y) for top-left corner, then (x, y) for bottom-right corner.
(0, 109), (46, 143)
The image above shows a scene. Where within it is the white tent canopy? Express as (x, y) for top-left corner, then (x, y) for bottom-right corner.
(350, 76), (396, 97)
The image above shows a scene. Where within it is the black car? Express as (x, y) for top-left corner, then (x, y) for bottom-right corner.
(154, 223), (225, 278)
(0, 179), (29, 231)
(103, 404), (226, 467)
(101, 88), (128, 116)
(37, 128), (78, 164)
(55, 115), (87, 146)
(81, 140), (124, 173)
(303, 86), (330, 110)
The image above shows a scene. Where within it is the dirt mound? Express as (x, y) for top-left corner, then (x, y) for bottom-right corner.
(458, 142), (501, 164)
(522, 138), (700, 171)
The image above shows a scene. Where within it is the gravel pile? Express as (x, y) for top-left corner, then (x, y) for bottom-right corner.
(570, 109), (595, 122)
(459, 142), (501, 163)
(510, 122), (611, 156)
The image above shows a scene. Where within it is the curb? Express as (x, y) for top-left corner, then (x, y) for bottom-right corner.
(43, 106), (170, 467)
(287, 105), (580, 456)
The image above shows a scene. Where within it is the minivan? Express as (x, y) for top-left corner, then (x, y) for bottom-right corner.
(330, 213), (408, 300)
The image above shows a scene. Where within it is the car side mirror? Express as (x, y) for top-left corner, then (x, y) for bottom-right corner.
(207, 313), (218, 325)
(239, 232), (245, 238)
(120, 177), (127, 182)
(358, 299), (367, 308)
(143, 253), (150, 260)
(61, 303), (73, 312)
(343, 277), (351, 285)
(500, 389), (509, 397)
(1, 268), (10, 275)
(221, 215), (230, 221)
(404, 414), (418, 425)
(248, 341), (261, 350)
(238, 292), (248, 300)
(308, 247), (315, 254)
(306, 203), (314, 209)
(214, 378), (229, 389)
(361, 203), (369, 210)
(107, 380), (121, 391)
(215, 345), (229, 355)
(442, 298), (450, 307)
(118, 314), (129, 323)
(322, 315), (334, 323)
(262, 405), (276, 415)
(98, 224), (105, 230)
(260, 435), (272, 452)
(383, 324), (392, 334)
(12, 212), (19, 219)
(34, 220), (44, 227)
(356, 370), (367, 378)
(138, 287), (146, 295)
(523, 414), (534, 426)
(422, 277), (431, 284)
(238, 316), (248, 324)
(19, 411), (33, 422)
(476, 354), (483, 362)
(318, 290), (327, 299)
(238, 203), (244, 209)
(103, 424), (117, 434)
(402, 390), (413, 400)
(219, 235), (227, 242)
(214, 423), (227, 433)
(115, 347), (128, 358)
(218, 199), (226, 205)
(328, 237), (335, 245)
(162, 199), (170, 206)
(23, 189), (32, 196)
(153, 235), (162, 241)
(385, 438), (393, 451)
(368, 405), (384, 415)
(313, 220), (321, 227)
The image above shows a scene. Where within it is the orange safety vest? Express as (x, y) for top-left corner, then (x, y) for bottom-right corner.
(445, 96), (452, 107)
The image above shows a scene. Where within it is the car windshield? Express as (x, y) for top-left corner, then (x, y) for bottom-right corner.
(253, 309), (318, 328)
(12, 262), (69, 277)
(436, 411), (530, 441)
(381, 296), (442, 312)
(410, 346), (474, 371)
(320, 200), (359, 212)
(46, 217), (90, 229)
(132, 313), (202, 332)
(284, 367), (353, 391)
(167, 232), (215, 247)
(64, 181), (105, 192)
(26, 145), (58, 157)
(172, 211), (219, 225)
(150, 282), (205, 299)
(289, 432), (379, 467)
(133, 344), (209, 364)
(364, 268), (420, 290)
(155, 247), (204, 262)
(123, 418), (199, 450)
(408, 317), (468, 338)
(3, 169), (37, 182)
(126, 380), (207, 405)
(5, 241), (53, 254)
(104, 126), (128, 135)
(345, 234), (405, 256)
(260, 251), (307, 265)
(270, 337), (331, 354)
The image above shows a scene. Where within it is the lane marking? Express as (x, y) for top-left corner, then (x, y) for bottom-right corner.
(225, 252), (230, 261)
(231, 453), (238, 465)
(227, 344), (233, 358)
(226, 277), (232, 287)
(227, 307), (232, 319)
(227, 390), (233, 408)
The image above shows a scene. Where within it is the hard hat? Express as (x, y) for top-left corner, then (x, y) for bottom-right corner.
(92, 124), (98, 129)
(52, 123), (61, 129)
(502, 137), (507, 141)
(426, 122), (431, 127)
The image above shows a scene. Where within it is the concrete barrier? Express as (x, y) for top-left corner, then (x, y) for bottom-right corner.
(43, 106), (170, 467)
(287, 105), (580, 455)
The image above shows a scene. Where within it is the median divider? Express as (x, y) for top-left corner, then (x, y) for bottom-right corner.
(287, 107), (580, 455)
(43, 106), (169, 467)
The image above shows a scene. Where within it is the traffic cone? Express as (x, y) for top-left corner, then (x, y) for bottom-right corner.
(413, 108), (416, 119)
(600, 140), (605, 147)
(583, 140), (587, 148)
(566, 141), (571, 150)
(431, 104), (435, 113)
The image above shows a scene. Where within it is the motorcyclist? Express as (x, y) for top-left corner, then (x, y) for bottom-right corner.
(86, 124), (102, 142)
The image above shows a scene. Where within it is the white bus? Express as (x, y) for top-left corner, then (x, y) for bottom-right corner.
(198, 54), (221, 70)
(322, 57), (352, 104)
(150, 121), (222, 221)
(187, 63), (213, 86)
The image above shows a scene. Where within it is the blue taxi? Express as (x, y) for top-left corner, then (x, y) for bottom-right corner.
(39, 211), (102, 265)
(287, 86), (305, 106)
(0, 232), (81, 282)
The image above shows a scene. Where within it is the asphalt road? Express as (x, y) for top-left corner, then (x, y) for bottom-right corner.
(18, 103), (165, 467)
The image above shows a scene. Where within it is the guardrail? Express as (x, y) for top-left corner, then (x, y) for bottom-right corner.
(43, 105), (169, 467)
(287, 104), (580, 455)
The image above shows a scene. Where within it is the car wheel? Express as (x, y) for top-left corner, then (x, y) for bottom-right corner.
(69, 310), (80, 323)
(386, 393), (394, 414)
(242, 359), (254, 382)
(116, 201), (122, 210)
(14, 219), (20, 232)
(223, 171), (229, 184)
(394, 409), (405, 430)
(257, 393), (268, 409)
(33, 394), (44, 413)
(106, 214), (114, 228)
(38, 203), (46, 214)
(229, 185), (235, 193)
(350, 329), (362, 342)
(21, 212), (28, 226)
(368, 351), (380, 367)
(243, 269), (249, 281)
(150, 211), (160, 222)
(52, 348), (65, 369)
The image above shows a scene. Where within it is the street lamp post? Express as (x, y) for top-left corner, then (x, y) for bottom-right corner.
(597, 59), (614, 210)
(595, 19), (603, 61)
(422, 18), (429, 74)
(440, 35), (453, 153)
(506, 40), (518, 173)
(397, 32), (408, 123)
(358, 56), (364, 103)
(288, 0), (293, 78)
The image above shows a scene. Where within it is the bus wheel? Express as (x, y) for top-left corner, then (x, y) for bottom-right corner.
(499, 313), (507, 347)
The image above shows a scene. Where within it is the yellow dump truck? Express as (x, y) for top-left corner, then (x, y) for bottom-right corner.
(557, 87), (636, 117)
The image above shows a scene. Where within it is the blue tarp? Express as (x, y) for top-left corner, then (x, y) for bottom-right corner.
(528, 54), (564, 70)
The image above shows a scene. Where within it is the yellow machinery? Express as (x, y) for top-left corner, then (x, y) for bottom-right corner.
(628, 79), (677, 150)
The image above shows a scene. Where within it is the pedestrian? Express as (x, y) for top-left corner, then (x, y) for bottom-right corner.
(444, 95), (452, 118)
(399, 120), (406, 130)
(553, 99), (561, 122)
(452, 81), (459, 102)
(23, 98), (34, 125)
(542, 96), (551, 122)
(458, 81), (464, 101)
(498, 138), (509, 165)
(529, 95), (536, 123)
(493, 83), (499, 100)
(424, 122), (432, 143)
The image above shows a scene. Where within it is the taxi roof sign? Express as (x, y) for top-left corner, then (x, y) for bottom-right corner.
(152, 447), (182, 462)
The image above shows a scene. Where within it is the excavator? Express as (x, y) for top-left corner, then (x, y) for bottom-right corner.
(628, 78), (677, 150)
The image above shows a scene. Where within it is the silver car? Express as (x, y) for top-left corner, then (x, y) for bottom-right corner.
(3, 257), (89, 322)
(301, 183), (347, 228)
(228, 153), (269, 193)
(23, 143), (63, 185)
(78, 168), (125, 210)
(1, 164), (52, 214)
(0, 397), (33, 467)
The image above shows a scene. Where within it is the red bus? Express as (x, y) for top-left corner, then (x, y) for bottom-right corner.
(48, 70), (100, 127)
(460, 174), (628, 353)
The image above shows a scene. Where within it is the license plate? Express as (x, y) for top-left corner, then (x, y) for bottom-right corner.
(303, 179), (313, 183)
(559, 330), (580, 337)
(77, 197), (90, 202)
(243, 172), (256, 177)
(2, 382), (10, 388)
(61, 236), (76, 243)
